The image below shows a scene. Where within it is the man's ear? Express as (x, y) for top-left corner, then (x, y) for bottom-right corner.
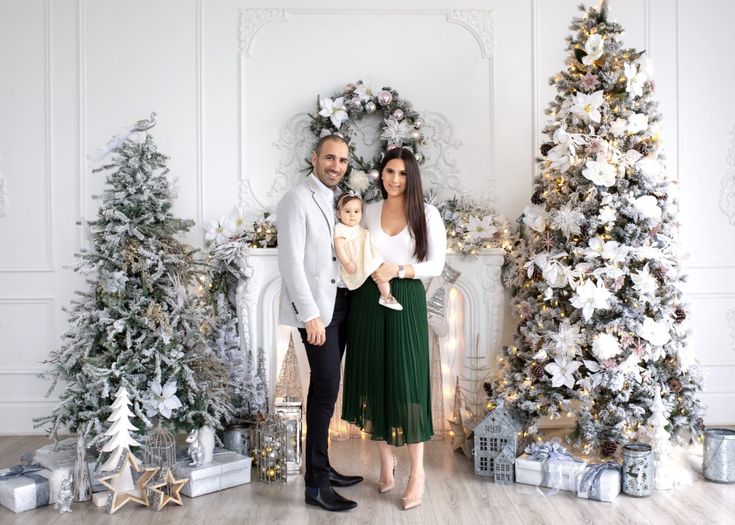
(310, 151), (318, 168)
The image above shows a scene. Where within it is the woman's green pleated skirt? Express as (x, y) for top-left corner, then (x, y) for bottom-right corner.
(342, 278), (433, 446)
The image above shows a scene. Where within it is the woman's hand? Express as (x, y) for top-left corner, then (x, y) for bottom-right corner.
(372, 263), (398, 284)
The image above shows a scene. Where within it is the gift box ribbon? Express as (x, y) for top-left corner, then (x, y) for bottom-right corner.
(524, 439), (578, 497)
(578, 462), (621, 501)
(0, 462), (50, 507)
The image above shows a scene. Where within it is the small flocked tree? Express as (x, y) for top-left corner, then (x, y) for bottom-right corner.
(36, 131), (232, 445)
(497, 1), (704, 455)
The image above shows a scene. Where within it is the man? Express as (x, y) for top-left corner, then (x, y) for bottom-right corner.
(276, 134), (363, 512)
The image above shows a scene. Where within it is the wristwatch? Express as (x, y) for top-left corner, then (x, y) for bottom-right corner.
(397, 265), (406, 279)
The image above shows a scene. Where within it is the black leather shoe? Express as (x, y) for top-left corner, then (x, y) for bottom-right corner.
(328, 467), (364, 487)
(305, 486), (357, 512)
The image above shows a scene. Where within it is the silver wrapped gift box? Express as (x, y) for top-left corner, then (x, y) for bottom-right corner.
(576, 462), (622, 502)
(0, 467), (53, 513)
(33, 440), (105, 494)
(172, 450), (251, 497)
(515, 453), (587, 492)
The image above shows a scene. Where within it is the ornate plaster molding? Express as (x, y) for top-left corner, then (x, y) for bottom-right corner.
(720, 125), (735, 226)
(239, 8), (287, 56)
(447, 9), (495, 58)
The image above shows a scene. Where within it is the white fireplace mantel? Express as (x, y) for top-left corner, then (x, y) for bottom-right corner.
(237, 248), (506, 404)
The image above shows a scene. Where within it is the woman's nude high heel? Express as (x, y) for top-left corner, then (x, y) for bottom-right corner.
(401, 475), (425, 510)
(378, 455), (397, 493)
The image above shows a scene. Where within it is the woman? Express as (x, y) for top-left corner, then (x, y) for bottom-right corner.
(342, 147), (447, 510)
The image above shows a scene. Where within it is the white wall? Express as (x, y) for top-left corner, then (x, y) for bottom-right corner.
(1, 0), (733, 433)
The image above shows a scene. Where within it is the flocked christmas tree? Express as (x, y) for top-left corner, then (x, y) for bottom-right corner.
(497, 1), (704, 455)
(36, 128), (232, 445)
(274, 333), (303, 402)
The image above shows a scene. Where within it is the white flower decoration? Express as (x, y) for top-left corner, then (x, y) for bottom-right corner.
(571, 90), (605, 123)
(592, 332), (622, 361)
(318, 97), (349, 129)
(551, 204), (585, 239)
(205, 216), (237, 245)
(598, 206), (617, 224)
(466, 215), (498, 242)
(354, 80), (377, 102)
(582, 159), (617, 187)
(633, 195), (662, 221)
(638, 317), (671, 347)
(610, 118), (628, 137)
(144, 379), (183, 419)
(626, 113), (649, 134)
(582, 34), (605, 65)
(549, 320), (583, 358)
(379, 118), (413, 146)
(522, 205), (548, 233)
(637, 55), (655, 78)
(544, 357), (582, 389)
(541, 254), (571, 289)
(637, 158), (663, 180)
(570, 279), (612, 321)
(347, 170), (370, 193)
(624, 62), (648, 98)
(631, 263), (658, 302)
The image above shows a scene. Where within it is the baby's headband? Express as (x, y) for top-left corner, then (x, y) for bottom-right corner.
(337, 190), (362, 208)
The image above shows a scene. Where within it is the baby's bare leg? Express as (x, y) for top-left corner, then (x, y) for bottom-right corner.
(377, 281), (392, 299)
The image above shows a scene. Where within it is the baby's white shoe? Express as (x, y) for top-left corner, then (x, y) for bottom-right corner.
(379, 295), (403, 311)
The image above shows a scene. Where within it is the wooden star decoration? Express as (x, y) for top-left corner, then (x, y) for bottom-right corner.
(97, 449), (159, 513)
(448, 418), (466, 451)
(147, 467), (188, 511)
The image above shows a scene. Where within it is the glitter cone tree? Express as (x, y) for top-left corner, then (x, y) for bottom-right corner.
(496, 1), (704, 454)
(36, 132), (232, 445)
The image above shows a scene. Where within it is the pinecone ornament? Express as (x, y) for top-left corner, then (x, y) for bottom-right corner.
(530, 363), (545, 381)
(668, 378), (683, 393)
(540, 143), (554, 157)
(600, 440), (618, 457)
(673, 307), (687, 324)
(652, 264), (668, 280)
(633, 141), (651, 156)
(531, 189), (545, 205)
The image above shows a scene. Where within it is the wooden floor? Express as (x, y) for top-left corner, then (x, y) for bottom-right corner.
(1, 435), (733, 525)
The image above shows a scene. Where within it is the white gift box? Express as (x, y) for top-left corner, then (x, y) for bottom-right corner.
(172, 450), (251, 497)
(0, 467), (53, 513)
(576, 463), (621, 502)
(515, 453), (587, 492)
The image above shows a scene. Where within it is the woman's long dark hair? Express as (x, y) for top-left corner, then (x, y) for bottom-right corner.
(379, 148), (428, 262)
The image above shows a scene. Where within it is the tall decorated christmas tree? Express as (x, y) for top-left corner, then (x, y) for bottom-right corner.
(497, 1), (704, 455)
(36, 131), (232, 445)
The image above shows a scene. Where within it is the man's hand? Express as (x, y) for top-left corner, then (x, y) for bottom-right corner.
(372, 263), (398, 284)
(305, 317), (326, 346)
(345, 261), (357, 274)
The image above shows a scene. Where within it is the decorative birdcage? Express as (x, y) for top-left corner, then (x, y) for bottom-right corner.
(253, 414), (287, 483)
(274, 398), (302, 475)
(143, 423), (177, 470)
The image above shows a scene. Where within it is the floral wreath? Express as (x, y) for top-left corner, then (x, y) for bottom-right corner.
(310, 79), (425, 202)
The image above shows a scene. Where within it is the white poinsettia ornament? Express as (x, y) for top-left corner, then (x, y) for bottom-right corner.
(638, 317), (671, 347)
(144, 379), (183, 419)
(633, 195), (662, 221)
(624, 62), (648, 98)
(570, 278), (612, 321)
(466, 215), (498, 242)
(626, 113), (649, 134)
(549, 320), (583, 358)
(631, 264), (658, 302)
(552, 205), (585, 239)
(545, 357), (581, 389)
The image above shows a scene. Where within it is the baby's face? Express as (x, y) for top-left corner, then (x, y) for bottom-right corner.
(338, 199), (362, 227)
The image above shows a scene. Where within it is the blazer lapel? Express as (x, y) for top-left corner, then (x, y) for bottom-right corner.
(305, 176), (334, 237)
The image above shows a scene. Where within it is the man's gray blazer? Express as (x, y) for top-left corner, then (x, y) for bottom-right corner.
(276, 176), (340, 328)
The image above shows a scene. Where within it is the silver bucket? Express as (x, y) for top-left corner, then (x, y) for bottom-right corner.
(703, 428), (735, 483)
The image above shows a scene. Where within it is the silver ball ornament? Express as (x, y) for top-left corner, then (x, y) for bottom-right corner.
(368, 169), (379, 181)
(350, 97), (363, 109)
(386, 143), (397, 151)
(414, 152), (423, 163)
(392, 108), (405, 121)
(365, 101), (377, 114)
(377, 90), (393, 106)
(410, 130), (422, 142)
(413, 118), (424, 129)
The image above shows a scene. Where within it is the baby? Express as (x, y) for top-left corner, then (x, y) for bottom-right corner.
(334, 191), (403, 311)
